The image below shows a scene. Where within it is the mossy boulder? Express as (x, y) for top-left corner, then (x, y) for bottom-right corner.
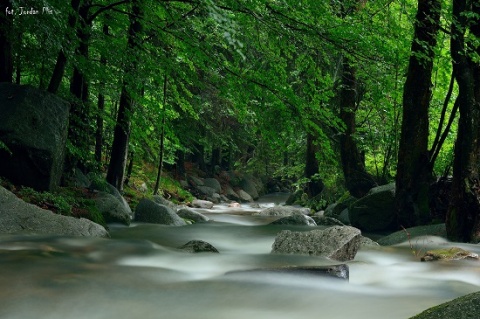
(420, 247), (479, 262)
(0, 84), (69, 191)
(349, 183), (397, 232)
(409, 291), (480, 319)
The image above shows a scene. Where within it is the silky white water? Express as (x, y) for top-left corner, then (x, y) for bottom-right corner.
(0, 194), (479, 319)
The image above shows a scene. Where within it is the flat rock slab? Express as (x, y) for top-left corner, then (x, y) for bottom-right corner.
(271, 226), (362, 261)
(227, 264), (349, 280)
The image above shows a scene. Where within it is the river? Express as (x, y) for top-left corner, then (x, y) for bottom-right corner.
(0, 193), (479, 319)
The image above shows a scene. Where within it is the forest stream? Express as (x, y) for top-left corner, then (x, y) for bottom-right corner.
(0, 193), (479, 319)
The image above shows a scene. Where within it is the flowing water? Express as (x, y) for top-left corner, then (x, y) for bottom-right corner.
(1, 193), (479, 319)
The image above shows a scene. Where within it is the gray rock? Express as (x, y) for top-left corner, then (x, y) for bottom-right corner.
(207, 193), (221, 204)
(255, 205), (310, 217)
(0, 83), (69, 191)
(178, 240), (219, 253)
(191, 199), (214, 209)
(359, 236), (380, 249)
(94, 192), (131, 225)
(177, 208), (209, 223)
(271, 226), (362, 261)
(240, 178), (259, 200)
(224, 185), (240, 200)
(409, 291), (480, 319)
(349, 183), (396, 232)
(197, 185), (216, 197)
(187, 175), (204, 187)
(0, 186), (108, 237)
(270, 214), (317, 226)
(90, 180), (132, 216)
(236, 189), (253, 202)
(338, 208), (350, 225)
(311, 216), (345, 226)
(152, 195), (177, 210)
(228, 264), (349, 280)
(134, 199), (186, 226)
(377, 224), (447, 246)
(204, 178), (222, 193)
(73, 168), (91, 188)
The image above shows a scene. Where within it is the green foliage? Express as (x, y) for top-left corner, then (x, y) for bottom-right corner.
(0, 141), (12, 156)
(16, 187), (106, 227)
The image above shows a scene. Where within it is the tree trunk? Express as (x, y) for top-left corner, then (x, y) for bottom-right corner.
(48, 0), (82, 93)
(339, 57), (376, 197)
(395, 0), (441, 227)
(0, 0), (13, 83)
(446, 0), (480, 243)
(154, 74), (168, 195)
(106, 0), (143, 191)
(305, 132), (324, 197)
(67, 0), (91, 171)
(95, 24), (109, 164)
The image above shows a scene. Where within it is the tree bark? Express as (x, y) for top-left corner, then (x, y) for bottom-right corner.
(95, 23), (109, 164)
(395, 0), (441, 227)
(48, 0), (82, 93)
(0, 0), (13, 83)
(305, 132), (324, 197)
(339, 57), (376, 197)
(68, 0), (92, 170)
(106, 0), (143, 191)
(446, 0), (480, 243)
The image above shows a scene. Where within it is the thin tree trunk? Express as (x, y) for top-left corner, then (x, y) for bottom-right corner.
(48, 0), (82, 93)
(68, 0), (91, 171)
(396, 0), (441, 227)
(339, 57), (376, 197)
(106, 0), (143, 191)
(305, 132), (324, 197)
(95, 24), (109, 164)
(154, 74), (168, 195)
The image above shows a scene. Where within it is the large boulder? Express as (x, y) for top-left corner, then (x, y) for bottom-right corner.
(236, 189), (253, 202)
(93, 192), (131, 225)
(90, 180), (132, 216)
(409, 291), (480, 319)
(191, 199), (214, 209)
(240, 177), (259, 200)
(177, 208), (209, 223)
(271, 226), (362, 261)
(377, 223), (447, 246)
(152, 195), (177, 211)
(134, 199), (186, 226)
(0, 84), (69, 191)
(204, 178), (222, 194)
(0, 186), (108, 237)
(349, 183), (397, 232)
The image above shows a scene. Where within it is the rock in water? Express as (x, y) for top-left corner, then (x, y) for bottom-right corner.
(178, 240), (219, 253)
(271, 226), (362, 261)
(420, 247), (479, 262)
(227, 264), (350, 281)
(0, 84), (69, 191)
(409, 291), (480, 319)
(135, 199), (186, 226)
